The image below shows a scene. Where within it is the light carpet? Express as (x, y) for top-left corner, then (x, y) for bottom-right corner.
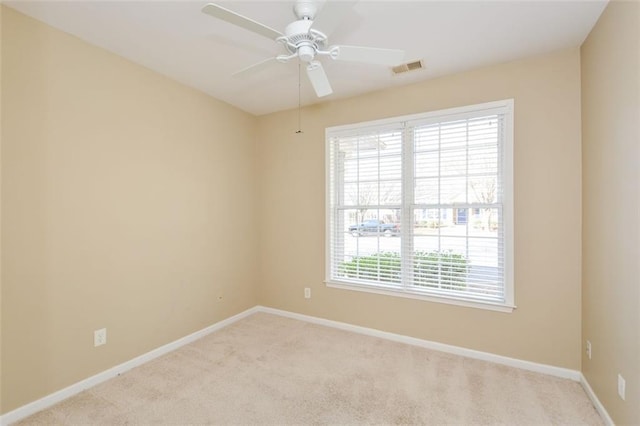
(17, 312), (602, 425)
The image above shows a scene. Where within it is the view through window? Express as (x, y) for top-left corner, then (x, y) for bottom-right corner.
(326, 100), (514, 310)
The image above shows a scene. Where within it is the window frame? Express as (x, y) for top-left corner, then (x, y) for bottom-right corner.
(325, 100), (515, 313)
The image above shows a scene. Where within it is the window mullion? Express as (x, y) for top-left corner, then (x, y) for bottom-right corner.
(401, 124), (414, 289)
(437, 124), (442, 289)
(465, 120), (470, 265)
(326, 99), (514, 311)
(334, 145), (345, 278)
(376, 134), (381, 280)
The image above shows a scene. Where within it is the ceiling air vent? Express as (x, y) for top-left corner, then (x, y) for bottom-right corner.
(392, 60), (425, 75)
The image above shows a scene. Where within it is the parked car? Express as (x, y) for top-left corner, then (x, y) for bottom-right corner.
(349, 220), (399, 237)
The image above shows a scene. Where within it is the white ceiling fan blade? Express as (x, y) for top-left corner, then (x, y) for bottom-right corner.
(311, 0), (358, 36)
(232, 57), (279, 78)
(202, 3), (283, 41)
(306, 61), (333, 97)
(332, 45), (405, 66)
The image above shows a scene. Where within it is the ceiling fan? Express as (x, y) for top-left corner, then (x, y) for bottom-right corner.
(202, 0), (405, 98)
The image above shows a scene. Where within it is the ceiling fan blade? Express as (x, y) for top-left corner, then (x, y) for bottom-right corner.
(306, 61), (333, 97)
(311, 0), (358, 36)
(232, 57), (279, 78)
(202, 3), (283, 41)
(332, 45), (405, 66)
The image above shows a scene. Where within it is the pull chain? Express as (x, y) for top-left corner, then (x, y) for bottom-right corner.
(296, 60), (303, 134)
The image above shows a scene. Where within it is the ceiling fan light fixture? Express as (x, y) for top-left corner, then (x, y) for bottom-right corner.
(298, 44), (316, 62)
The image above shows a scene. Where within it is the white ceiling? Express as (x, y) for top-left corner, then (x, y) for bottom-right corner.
(6, 0), (607, 116)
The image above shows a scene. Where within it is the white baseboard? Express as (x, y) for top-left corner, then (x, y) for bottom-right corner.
(256, 306), (582, 381)
(580, 373), (614, 426)
(0, 306), (260, 426)
(258, 307), (620, 423)
(3, 305), (608, 426)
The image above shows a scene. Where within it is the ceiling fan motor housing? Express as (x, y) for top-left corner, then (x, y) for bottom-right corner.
(284, 19), (326, 62)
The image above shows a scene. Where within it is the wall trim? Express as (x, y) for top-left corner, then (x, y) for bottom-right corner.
(3, 305), (608, 425)
(580, 373), (614, 426)
(0, 306), (261, 426)
(256, 306), (582, 381)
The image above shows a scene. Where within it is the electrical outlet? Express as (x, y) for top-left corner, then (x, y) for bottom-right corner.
(304, 287), (311, 299)
(586, 340), (592, 360)
(618, 374), (626, 400)
(94, 328), (107, 347)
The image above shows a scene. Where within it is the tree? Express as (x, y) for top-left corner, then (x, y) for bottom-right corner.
(469, 177), (497, 230)
(346, 182), (401, 223)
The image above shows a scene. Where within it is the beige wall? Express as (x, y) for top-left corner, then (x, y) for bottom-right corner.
(0, 7), (258, 412)
(581, 1), (640, 424)
(257, 49), (583, 369)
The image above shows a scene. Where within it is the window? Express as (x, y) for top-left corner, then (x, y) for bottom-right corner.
(326, 100), (514, 312)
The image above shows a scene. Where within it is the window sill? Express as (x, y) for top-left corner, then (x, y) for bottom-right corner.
(325, 280), (516, 313)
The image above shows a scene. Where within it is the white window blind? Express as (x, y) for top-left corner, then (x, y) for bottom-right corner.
(326, 100), (514, 310)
